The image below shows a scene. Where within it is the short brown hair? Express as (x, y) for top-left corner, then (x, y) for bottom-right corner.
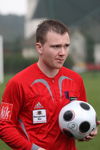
(36, 19), (69, 44)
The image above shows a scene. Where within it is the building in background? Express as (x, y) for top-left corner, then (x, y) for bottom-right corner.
(94, 44), (100, 64)
(23, 0), (100, 71)
(70, 31), (87, 72)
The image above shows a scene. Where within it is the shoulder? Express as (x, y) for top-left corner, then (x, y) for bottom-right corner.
(7, 63), (37, 86)
(61, 66), (83, 82)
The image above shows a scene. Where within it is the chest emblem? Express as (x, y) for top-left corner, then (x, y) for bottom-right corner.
(33, 109), (47, 124)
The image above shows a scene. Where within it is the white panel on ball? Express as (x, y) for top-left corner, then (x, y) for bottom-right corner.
(59, 100), (96, 140)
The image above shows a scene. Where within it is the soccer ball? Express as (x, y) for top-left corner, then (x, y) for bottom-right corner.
(58, 100), (97, 139)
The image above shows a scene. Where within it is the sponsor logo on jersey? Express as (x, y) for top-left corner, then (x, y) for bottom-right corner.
(33, 109), (47, 124)
(34, 102), (44, 109)
(0, 102), (13, 121)
(64, 91), (78, 101)
(70, 97), (78, 101)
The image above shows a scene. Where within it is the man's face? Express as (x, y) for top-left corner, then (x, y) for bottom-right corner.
(36, 31), (70, 69)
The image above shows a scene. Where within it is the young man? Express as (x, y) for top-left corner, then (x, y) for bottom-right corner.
(0, 19), (100, 150)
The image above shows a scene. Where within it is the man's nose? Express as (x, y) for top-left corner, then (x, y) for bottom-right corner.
(59, 47), (66, 55)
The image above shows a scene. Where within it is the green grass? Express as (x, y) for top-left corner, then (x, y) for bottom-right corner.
(77, 72), (100, 150)
(0, 72), (100, 150)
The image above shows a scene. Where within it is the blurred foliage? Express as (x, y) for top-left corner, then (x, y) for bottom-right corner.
(0, 15), (24, 42)
(64, 56), (74, 69)
(85, 35), (95, 63)
(4, 53), (38, 74)
(4, 52), (74, 74)
(4, 36), (24, 52)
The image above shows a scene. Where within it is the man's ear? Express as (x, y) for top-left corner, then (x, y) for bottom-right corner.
(35, 42), (43, 54)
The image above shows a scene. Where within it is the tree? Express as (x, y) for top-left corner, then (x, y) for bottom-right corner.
(86, 35), (95, 63)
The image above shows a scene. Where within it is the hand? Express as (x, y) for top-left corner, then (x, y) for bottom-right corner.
(96, 120), (100, 125)
(79, 120), (100, 142)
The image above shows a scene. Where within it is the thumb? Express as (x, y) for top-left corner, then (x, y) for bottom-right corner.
(96, 121), (100, 125)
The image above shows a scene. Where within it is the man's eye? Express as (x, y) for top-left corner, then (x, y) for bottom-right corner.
(65, 44), (70, 48)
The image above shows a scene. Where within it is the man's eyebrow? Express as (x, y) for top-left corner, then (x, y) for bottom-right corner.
(50, 43), (70, 47)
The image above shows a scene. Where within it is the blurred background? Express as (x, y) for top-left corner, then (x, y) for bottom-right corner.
(0, 0), (100, 149)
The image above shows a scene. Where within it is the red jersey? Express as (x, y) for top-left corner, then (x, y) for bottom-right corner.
(0, 63), (87, 150)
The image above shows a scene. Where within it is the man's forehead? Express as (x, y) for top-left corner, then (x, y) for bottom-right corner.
(45, 31), (70, 43)
(45, 32), (70, 45)
(46, 30), (68, 36)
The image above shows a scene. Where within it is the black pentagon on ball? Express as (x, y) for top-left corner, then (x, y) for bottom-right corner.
(80, 102), (90, 110)
(63, 129), (74, 137)
(63, 110), (73, 121)
(79, 121), (90, 133)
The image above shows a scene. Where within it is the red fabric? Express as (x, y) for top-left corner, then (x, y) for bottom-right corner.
(0, 63), (87, 150)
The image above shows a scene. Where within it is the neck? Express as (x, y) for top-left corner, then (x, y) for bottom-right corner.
(37, 61), (59, 78)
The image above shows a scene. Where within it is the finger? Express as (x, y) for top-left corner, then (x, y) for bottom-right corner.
(78, 136), (92, 142)
(96, 121), (100, 125)
(90, 129), (97, 136)
(78, 131), (96, 142)
(83, 135), (94, 141)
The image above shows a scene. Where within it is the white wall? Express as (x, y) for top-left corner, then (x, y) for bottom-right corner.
(25, 0), (44, 38)
(94, 44), (100, 64)
(70, 31), (86, 64)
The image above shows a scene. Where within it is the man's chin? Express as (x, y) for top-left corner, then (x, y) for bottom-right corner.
(55, 64), (63, 69)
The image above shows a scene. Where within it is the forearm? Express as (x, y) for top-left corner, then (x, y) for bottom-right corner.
(0, 122), (46, 150)
(0, 121), (32, 150)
